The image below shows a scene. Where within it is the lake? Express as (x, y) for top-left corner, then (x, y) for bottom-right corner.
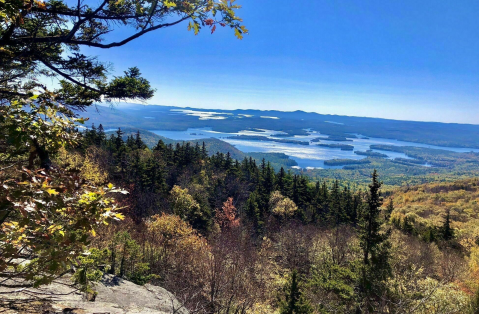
(150, 128), (479, 169)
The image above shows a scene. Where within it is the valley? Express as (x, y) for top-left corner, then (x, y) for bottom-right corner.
(89, 103), (479, 187)
(4, 1), (479, 313)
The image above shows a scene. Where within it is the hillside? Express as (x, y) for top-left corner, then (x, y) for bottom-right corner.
(388, 178), (479, 246)
(105, 127), (298, 170)
(106, 127), (173, 147)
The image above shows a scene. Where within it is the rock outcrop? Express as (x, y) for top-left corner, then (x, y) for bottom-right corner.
(0, 275), (188, 314)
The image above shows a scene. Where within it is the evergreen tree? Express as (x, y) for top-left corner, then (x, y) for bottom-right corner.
(255, 161), (276, 225)
(442, 209), (454, 241)
(225, 151), (233, 170)
(317, 181), (330, 223)
(342, 186), (353, 222)
(312, 181), (321, 223)
(153, 139), (167, 154)
(194, 142), (201, 159)
(112, 128), (128, 174)
(135, 130), (147, 149)
(402, 216), (414, 235)
(351, 192), (361, 225)
(115, 128), (124, 151)
(84, 124), (98, 146)
(328, 180), (345, 225)
(279, 270), (313, 314)
(126, 135), (136, 150)
(246, 191), (262, 233)
(97, 124), (106, 146)
(423, 226), (437, 243)
(191, 193), (213, 234)
(357, 170), (391, 312)
(201, 141), (208, 159)
(277, 167), (287, 193)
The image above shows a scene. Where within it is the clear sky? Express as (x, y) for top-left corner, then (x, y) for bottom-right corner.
(84, 0), (479, 124)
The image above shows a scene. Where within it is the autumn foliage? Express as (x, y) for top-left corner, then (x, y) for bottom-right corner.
(215, 197), (240, 230)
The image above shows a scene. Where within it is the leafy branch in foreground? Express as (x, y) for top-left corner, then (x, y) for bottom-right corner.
(0, 0), (247, 109)
(0, 167), (126, 287)
(0, 0), (246, 293)
(0, 96), (126, 288)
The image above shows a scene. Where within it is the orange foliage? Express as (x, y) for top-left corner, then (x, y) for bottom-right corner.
(215, 197), (240, 230)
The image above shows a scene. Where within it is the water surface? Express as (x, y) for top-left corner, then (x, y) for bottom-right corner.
(149, 128), (478, 169)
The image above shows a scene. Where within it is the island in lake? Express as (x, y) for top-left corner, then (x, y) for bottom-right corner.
(317, 143), (354, 151)
(226, 135), (310, 145)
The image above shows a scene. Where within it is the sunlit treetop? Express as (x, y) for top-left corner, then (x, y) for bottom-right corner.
(0, 0), (247, 109)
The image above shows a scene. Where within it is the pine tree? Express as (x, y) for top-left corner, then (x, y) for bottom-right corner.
(84, 123), (98, 146)
(256, 161), (276, 224)
(97, 124), (106, 146)
(312, 181), (321, 223)
(246, 191), (262, 234)
(263, 162), (276, 195)
(153, 139), (166, 154)
(328, 180), (345, 225)
(357, 170), (391, 312)
(279, 270), (313, 314)
(115, 128), (124, 151)
(191, 193), (213, 234)
(402, 216), (414, 234)
(126, 135), (136, 149)
(276, 167), (293, 197)
(194, 142), (201, 159)
(317, 181), (330, 223)
(201, 141), (208, 159)
(225, 151), (233, 170)
(342, 186), (353, 223)
(350, 192), (361, 225)
(442, 209), (454, 241)
(135, 130), (146, 149)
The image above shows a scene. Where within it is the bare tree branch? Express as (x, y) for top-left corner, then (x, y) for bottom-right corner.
(2, 15), (191, 49)
(39, 58), (101, 93)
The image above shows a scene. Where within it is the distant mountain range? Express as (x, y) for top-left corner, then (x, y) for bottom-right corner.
(82, 103), (479, 148)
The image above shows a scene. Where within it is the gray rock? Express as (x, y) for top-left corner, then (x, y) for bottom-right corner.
(0, 275), (188, 314)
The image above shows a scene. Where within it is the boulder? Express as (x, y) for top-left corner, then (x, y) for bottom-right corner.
(0, 275), (188, 314)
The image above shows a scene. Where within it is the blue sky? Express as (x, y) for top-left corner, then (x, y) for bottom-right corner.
(85, 0), (479, 124)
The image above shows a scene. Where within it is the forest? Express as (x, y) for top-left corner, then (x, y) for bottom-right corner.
(76, 128), (479, 313)
(1, 0), (479, 313)
(4, 121), (479, 313)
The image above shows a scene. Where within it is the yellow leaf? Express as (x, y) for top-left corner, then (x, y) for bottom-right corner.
(91, 229), (96, 237)
(114, 213), (125, 220)
(164, 0), (177, 8)
(46, 188), (59, 195)
(34, 0), (46, 10)
(234, 28), (243, 40)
